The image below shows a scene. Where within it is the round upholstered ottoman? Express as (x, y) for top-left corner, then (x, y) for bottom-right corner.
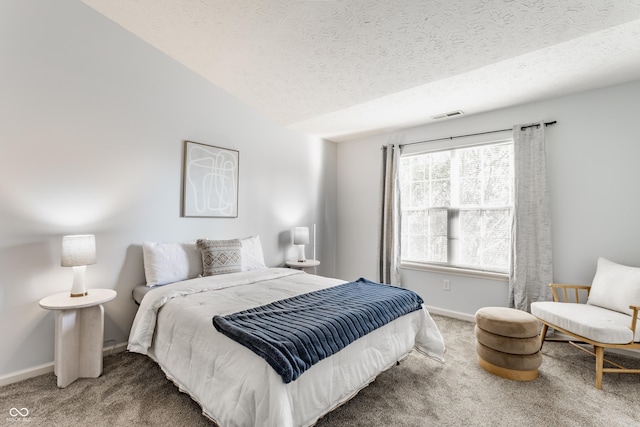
(475, 307), (542, 381)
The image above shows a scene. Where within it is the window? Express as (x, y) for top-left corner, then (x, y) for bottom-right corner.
(399, 140), (513, 273)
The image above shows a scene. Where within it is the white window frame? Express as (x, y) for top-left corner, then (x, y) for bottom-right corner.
(399, 133), (513, 279)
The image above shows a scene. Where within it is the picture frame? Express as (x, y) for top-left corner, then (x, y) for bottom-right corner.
(182, 140), (239, 218)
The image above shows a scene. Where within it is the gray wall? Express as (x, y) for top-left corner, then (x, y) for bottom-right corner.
(0, 0), (337, 377)
(337, 80), (640, 319)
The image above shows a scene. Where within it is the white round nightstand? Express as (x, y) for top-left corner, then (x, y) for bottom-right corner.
(39, 289), (117, 388)
(286, 259), (320, 274)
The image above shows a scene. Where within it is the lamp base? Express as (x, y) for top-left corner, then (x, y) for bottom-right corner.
(70, 292), (88, 298)
(69, 265), (88, 298)
(296, 244), (306, 262)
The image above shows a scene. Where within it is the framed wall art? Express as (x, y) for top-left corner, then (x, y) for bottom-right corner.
(182, 140), (239, 218)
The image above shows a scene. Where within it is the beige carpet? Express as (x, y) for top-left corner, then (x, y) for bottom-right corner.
(2, 315), (639, 426)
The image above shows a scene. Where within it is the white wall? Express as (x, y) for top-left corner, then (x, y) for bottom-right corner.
(0, 0), (337, 378)
(337, 79), (640, 318)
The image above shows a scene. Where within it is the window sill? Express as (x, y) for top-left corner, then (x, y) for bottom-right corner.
(400, 261), (509, 281)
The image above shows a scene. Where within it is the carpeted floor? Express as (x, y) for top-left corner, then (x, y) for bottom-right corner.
(2, 315), (639, 426)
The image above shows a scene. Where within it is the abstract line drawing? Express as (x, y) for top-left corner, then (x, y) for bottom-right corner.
(182, 141), (239, 218)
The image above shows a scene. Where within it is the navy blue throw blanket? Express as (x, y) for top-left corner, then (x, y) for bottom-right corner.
(212, 277), (424, 383)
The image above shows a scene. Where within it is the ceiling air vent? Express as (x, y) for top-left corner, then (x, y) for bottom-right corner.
(431, 110), (464, 120)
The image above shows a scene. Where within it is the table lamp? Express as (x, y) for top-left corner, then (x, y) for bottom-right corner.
(61, 234), (96, 297)
(293, 227), (309, 262)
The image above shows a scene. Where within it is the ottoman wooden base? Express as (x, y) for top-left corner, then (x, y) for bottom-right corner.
(478, 356), (539, 381)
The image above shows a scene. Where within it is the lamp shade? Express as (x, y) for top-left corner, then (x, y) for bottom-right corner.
(61, 235), (97, 267)
(293, 227), (310, 245)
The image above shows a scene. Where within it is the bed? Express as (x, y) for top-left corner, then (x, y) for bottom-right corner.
(128, 239), (445, 426)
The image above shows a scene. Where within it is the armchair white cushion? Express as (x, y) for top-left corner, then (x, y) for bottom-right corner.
(531, 302), (640, 344)
(587, 257), (640, 316)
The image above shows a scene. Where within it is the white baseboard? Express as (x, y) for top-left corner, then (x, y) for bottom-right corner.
(425, 305), (475, 322)
(0, 362), (55, 388)
(0, 342), (128, 387)
(103, 341), (128, 357)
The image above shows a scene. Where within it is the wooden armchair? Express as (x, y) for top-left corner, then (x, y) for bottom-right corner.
(531, 279), (640, 390)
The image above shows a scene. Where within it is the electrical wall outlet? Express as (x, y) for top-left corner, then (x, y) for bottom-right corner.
(443, 280), (450, 291)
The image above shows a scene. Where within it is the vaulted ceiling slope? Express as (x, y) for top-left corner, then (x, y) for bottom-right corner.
(81, 1), (640, 142)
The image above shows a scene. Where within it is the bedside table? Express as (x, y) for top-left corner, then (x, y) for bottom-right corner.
(39, 289), (117, 388)
(286, 259), (320, 274)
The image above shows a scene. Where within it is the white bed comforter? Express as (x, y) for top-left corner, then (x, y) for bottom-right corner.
(128, 268), (445, 427)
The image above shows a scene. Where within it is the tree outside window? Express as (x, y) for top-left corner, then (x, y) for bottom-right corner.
(400, 141), (513, 273)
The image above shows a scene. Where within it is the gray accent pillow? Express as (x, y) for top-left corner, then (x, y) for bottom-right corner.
(196, 239), (242, 276)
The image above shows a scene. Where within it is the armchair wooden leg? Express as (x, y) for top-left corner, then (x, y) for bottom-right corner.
(539, 324), (549, 351)
(595, 346), (604, 390)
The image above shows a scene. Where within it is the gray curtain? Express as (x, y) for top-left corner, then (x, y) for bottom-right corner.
(509, 122), (553, 312)
(378, 144), (402, 286)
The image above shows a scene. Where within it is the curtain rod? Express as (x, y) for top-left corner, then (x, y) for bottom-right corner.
(398, 120), (557, 148)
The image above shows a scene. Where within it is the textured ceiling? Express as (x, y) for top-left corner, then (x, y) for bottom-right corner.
(80, 0), (640, 141)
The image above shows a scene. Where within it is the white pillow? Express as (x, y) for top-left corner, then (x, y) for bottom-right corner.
(239, 235), (267, 271)
(142, 241), (202, 287)
(587, 257), (640, 316)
